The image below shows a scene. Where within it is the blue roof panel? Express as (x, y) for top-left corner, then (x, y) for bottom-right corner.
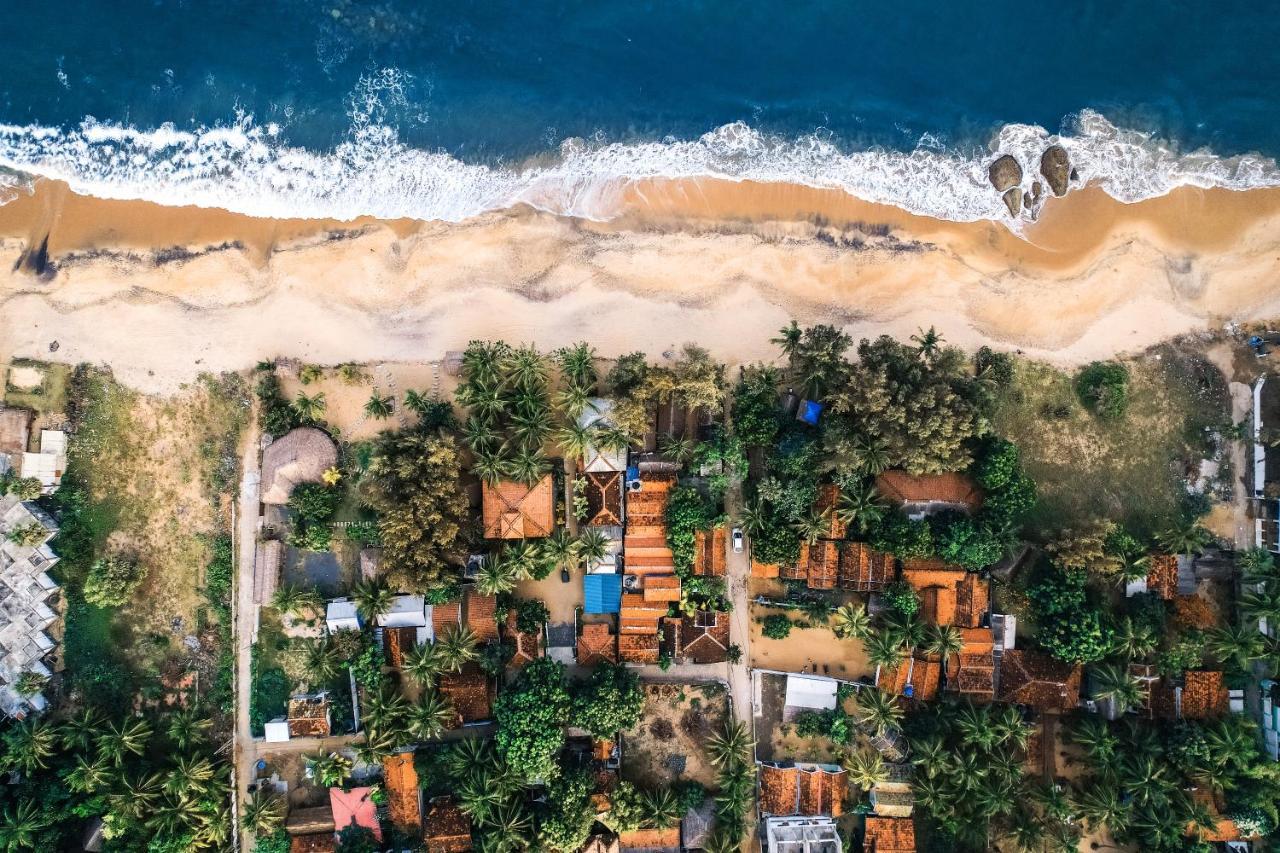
(583, 573), (622, 614)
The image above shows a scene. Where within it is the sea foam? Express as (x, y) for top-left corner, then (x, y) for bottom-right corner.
(0, 109), (1276, 226)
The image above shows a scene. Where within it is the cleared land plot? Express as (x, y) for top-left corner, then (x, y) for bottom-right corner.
(3, 358), (70, 415)
(754, 671), (861, 764)
(622, 681), (728, 788)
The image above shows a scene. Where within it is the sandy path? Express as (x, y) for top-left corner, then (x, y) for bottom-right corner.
(2, 179), (1280, 393)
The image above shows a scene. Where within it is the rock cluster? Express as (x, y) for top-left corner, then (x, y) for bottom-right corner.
(986, 144), (1077, 218)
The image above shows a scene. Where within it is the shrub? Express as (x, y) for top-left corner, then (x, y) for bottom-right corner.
(880, 580), (919, 619)
(289, 482), (341, 525)
(974, 346), (1015, 387)
(761, 614), (792, 640)
(514, 598), (550, 634)
(1075, 361), (1129, 419)
(83, 556), (146, 607)
(256, 372), (300, 436)
(665, 486), (719, 576)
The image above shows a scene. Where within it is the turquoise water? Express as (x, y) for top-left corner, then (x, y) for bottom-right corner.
(1, 0), (1279, 222)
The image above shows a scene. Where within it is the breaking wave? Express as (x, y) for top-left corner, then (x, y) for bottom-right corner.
(0, 109), (1276, 225)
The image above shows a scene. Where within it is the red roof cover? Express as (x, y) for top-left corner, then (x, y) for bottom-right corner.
(330, 787), (381, 841)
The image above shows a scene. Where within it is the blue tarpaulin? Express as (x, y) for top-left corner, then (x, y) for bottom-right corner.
(798, 399), (824, 425)
(583, 573), (622, 614)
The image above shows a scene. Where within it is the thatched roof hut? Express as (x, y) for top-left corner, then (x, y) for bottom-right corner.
(261, 428), (338, 505)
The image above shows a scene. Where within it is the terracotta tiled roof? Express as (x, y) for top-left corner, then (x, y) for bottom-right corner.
(879, 658), (941, 702)
(997, 650), (1081, 712)
(618, 633), (660, 664)
(758, 765), (800, 815)
(617, 827), (680, 850)
(290, 834), (337, 853)
(503, 608), (543, 669)
(382, 752), (422, 835)
(285, 806), (336, 835)
(437, 667), (492, 725)
(463, 588), (499, 643)
(642, 575), (682, 603)
(838, 542), (894, 592)
(424, 798), (472, 852)
(954, 572), (988, 628)
(902, 562), (986, 628)
(481, 477), (554, 539)
(950, 652), (995, 701)
(814, 484), (847, 540)
(287, 695), (331, 738)
(918, 586), (957, 627)
(693, 527), (727, 577)
(752, 560), (781, 578)
(578, 623), (617, 666)
(384, 626), (417, 669)
(677, 611), (731, 664)
(620, 592), (668, 635)
(875, 471), (982, 512)
(863, 816), (916, 852)
(432, 599), (461, 634)
(583, 472), (623, 527)
(799, 767), (848, 817)
(1147, 554), (1179, 600)
(1190, 789), (1248, 842)
(330, 787), (381, 841)
(1181, 671), (1229, 719)
(900, 559), (967, 592)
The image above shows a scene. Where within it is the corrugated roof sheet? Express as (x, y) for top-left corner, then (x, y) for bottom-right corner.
(584, 574), (623, 614)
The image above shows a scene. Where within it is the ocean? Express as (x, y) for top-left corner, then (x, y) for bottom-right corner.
(2, 0), (1280, 224)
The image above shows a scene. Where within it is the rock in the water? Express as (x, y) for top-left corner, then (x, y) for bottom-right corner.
(1002, 188), (1022, 217)
(988, 154), (1022, 192)
(1039, 145), (1070, 196)
(1031, 181), (1042, 202)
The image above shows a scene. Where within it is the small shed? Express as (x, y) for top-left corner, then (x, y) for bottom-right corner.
(325, 599), (361, 633)
(681, 800), (715, 850)
(264, 718), (291, 743)
(783, 674), (839, 717)
(584, 574), (623, 614)
(378, 595), (428, 629)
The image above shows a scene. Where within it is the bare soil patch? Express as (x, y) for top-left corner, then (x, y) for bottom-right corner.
(622, 682), (728, 788)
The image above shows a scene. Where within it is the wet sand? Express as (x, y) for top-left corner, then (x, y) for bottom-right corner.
(2, 177), (1280, 392)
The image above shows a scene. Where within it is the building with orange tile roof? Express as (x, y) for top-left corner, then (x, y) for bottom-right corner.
(901, 561), (987, 628)
(503, 608), (543, 669)
(813, 484), (848, 540)
(947, 627), (996, 701)
(481, 476), (555, 539)
(758, 763), (848, 817)
(618, 632), (660, 665)
(782, 541), (840, 590)
(620, 593), (668, 635)
(642, 574), (682, 603)
(1146, 554), (1179, 600)
(384, 626), (416, 669)
(1150, 670), (1229, 720)
(875, 471), (982, 517)
(838, 542), (894, 592)
(577, 623), (617, 667)
(878, 657), (942, 702)
(863, 816), (915, 852)
(424, 797), (472, 853)
(693, 527), (727, 577)
(382, 752), (422, 837)
(663, 610), (731, 664)
(432, 599), (462, 635)
(437, 667), (493, 725)
(752, 560), (781, 578)
(620, 474), (680, 651)
(997, 650), (1081, 713)
(758, 765), (800, 816)
(463, 587), (499, 643)
(617, 827), (680, 852)
(287, 694), (331, 738)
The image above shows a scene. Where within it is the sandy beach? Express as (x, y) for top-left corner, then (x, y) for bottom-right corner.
(3, 177), (1280, 393)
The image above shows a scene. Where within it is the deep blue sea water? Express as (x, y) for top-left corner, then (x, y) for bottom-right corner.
(2, 0), (1280, 222)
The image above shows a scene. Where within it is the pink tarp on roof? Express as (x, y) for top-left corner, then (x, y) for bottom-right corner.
(330, 787), (382, 841)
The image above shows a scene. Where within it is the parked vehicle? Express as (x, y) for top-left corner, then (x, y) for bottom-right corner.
(732, 527), (744, 553)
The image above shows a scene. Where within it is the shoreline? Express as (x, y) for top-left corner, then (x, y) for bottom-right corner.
(3, 177), (1280, 393)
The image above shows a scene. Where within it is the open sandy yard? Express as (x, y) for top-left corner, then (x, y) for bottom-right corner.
(622, 681), (729, 788)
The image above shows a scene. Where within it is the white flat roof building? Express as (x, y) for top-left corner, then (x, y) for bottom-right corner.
(325, 599), (361, 633)
(783, 674), (839, 713)
(765, 817), (840, 853)
(20, 430), (67, 495)
(263, 719), (291, 743)
(0, 496), (61, 717)
(377, 594), (428, 629)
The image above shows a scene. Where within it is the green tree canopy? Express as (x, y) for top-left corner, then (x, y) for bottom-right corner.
(493, 658), (571, 782)
(571, 663), (644, 738)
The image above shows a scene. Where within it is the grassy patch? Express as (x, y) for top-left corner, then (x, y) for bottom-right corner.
(3, 358), (70, 414)
(993, 345), (1226, 538)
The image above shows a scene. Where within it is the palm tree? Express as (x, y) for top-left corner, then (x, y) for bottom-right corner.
(594, 426), (634, 455)
(706, 719), (754, 769)
(845, 749), (887, 790)
(507, 446), (550, 486)
(1110, 615), (1158, 661)
(409, 691), (455, 741)
(472, 449), (509, 487)
(463, 416), (499, 454)
(61, 706), (104, 751)
(992, 704), (1032, 750)
(659, 436), (697, 467)
(831, 603), (871, 640)
(851, 436), (891, 477)
(1155, 521), (1213, 556)
(293, 391), (327, 422)
(1239, 547), (1279, 584)
(908, 734), (950, 779)
(402, 641), (447, 687)
(457, 770), (505, 824)
(242, 790), (286, 835)
(771, 320), (802, 363)
(475, 555), (519, 597)
(445, 737), (497, 778)
(863, 629), (907, 670)
(365, 390), (394, 420)
(556, 342), (597, 390)
(108, 770), (162, 821)
(352, 577), (395, 622)
(1091, 663), (1143, 714)
(354, 728), (399, 765)
(554, 423), (594, 464)
(271, 583), (322, 617)
(738, 498), (769, 537)
(701, 832), (740, 853)
(482, 799), (533, 851)
(853, 688), (903, 737)
(644, 787), (682, 829)
(575, 529), (611, 570)
(96, 717), (152, 767)
(791, 509), (831, 546)
(1203, 717), (1259, 771)
(910, 326), (944, 360)
(1118, 753), (1170, 809)
(306, 751), (352, 787)
(304, 636), (343, 684)
(0, 800), (48, 849)
(165, 754), (215, 797)
(1070, 715), (1118, 766)
(881, 611), (925, 652)
(511, 406), (553, 449)
(1207, 623), (1265, 670)
(954, 702), (998, 751)
(922, 624), (963, 664)
(439, 625), (480, 672)
(1116, 552), (1152, 586)
(1074, 783), (1126, 833)
(542, 529), (578, 575)
(65, 754), (113, 793)
(504, 345), (550, 390)
(1, 717), (58, 774)
(469, 385), (507, 423)
(555, 384), (592, 421)
(835, 483), (887, 533)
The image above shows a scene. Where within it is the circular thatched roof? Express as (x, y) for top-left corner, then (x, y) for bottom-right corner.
(260, 427), (338, 505)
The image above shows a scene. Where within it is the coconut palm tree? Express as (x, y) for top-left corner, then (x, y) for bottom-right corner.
(851, 436), (891, 477)
(1240, 587), (1280, 625)
(362, 685), (410, 733)
(462, 416), (498, 454)
(659, 435), (697, 467)
(304, 636), (343, 684)
(1070, 715), (1118, 767)
(644, 788), (682, 829)
(738, 498), (769, 537)
(594, 426), (634, 455)
(242, 789), (286, 836)
(504, 540), (544, 580)
(402, 641), (446, 687)
(922, 624), (962, 664)
(462, 342), (506, 386)
(1116, 552), (1152, 586)
(352, 577), (395, 622)
(555, 384), (592, 422)
(845, 749), (887, 790)
(293, 391), (327, 422)
(507, 446), (551, 486)
(1005, 807), (1045, 853)
(472, 449), (509, 487)
(1203, 717), (1259, 771)
(61, 706), (104, 751)
(908, 734), (950, 779)
(554, 423), (594, 464)
(439, 625), (480, 672)
(0, 800), (48, 849)
(831, 603), (871, 640)
(1118, 753), (1170, 809)
(1207, 623), (1265, 670)
(475, 554), (519, 597)
(863, 629), (907, 670)
(65, 754), (113, 794)
(306, 751), (352, 787)
(511, 406), (553, 449)
(271, 583), (322, 617)
(953, 702), (998, 751)
(575, 529), (611, 571)
(108, 770), (162, 821)
(992, 704), (1033, 750)
(504, 345), (549, 391)
(1091, 663), (1143, 714)
(1155, 521), (1213, 556)
(1109, 615), (1158, 661)
(445, 737), (497, 778)
(910, 326), (944, 360)
(883, 611), (926, 653)
(354, 728), (400, 766)
(481, 798), (533, 851)
(457, 771), (506, 824)
(165, 754), (216, 797)
(771, 320), (802, 363)
(706, 719), (754, 769)
(542, 529), (578, 575)
(364, 390), (394, 420)
(96, 717), (152, 767)
(835, 483), (887, 533)
(791, 509), (831, 546)
(556, 342), (597, 390)
(409, 691), (455, 741)
(1074, 783), (1126, 833)
(469, 385), (507, 423)
(853, 688), (903, 737)
(701, 832), (740, 853)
